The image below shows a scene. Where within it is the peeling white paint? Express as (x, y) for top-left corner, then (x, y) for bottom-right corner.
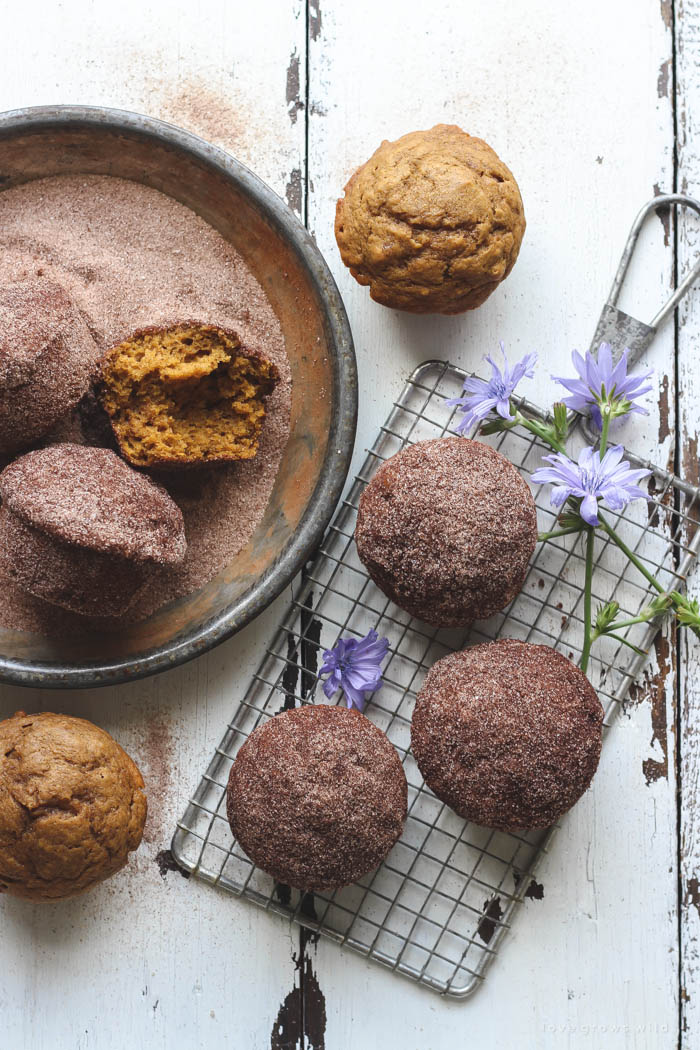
(0, 0), (692, 1046)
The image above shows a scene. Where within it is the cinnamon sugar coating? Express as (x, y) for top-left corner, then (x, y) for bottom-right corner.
(355, 437), (538, 627)
(227, 704), (407, 891)
(0, 173), (291, 632)
(0, 711), (146, 900)
(0, 278), (99, 454)
(0, 444), (186, 562)
(411, 639), (604, 831)
(0, 444), (186, 616)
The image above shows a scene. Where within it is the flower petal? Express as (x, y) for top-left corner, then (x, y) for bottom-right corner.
(453, 413), (477, 435)
(597, 342), (614, 384)
(531, 466), (570, 485)
(580, 493), (600, 525)
(323, 676), (338, 700)
(571, 350), (587, 380)
(319, 653), (337, 676)
(600, 444), (626, 471)
(553, 377), (591, 397)
(609, 348), (630, 392)
(343, 680), (367, 710)
(484, 354), (502, 382)
(549, 486), (571, 508)
(511, 351), (538, 385)
(461, 377), (492, 395)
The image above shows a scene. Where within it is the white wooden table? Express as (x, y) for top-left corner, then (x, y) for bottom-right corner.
(1, 1), (699, 1046)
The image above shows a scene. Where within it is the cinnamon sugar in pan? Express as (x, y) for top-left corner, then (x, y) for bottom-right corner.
(0, 175), (291, 634)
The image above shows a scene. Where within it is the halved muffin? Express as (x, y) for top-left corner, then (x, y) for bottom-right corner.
(97, 322), (279, 469)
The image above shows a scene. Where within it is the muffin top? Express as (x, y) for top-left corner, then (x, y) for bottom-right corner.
(0, 443), (186, 565)
(355, 437), (538, 627)
(411, 640), (604, 831)
(0, 278), (99, 454)
(0, 711), (147, 900)
(335, 124), (525, 314)
(227, 704), (408, 892)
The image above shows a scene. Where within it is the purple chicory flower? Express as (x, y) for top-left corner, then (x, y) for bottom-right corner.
(552, 343), (653, 429)
(446, 343), (537, 435)
(531, 444), (651, 526)
(319, 628), (390, 711)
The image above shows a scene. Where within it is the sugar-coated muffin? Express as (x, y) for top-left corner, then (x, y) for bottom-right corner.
(355, 437), (537, 627)
(411, 640), (604, 830)
(227, 704), (407, 891)
(335, 125), (525, 314)
(0, 278), (99, 455)
(0, 443), (186, 617)
(0, 711), (147, 900)
(97, 322), (279, 469)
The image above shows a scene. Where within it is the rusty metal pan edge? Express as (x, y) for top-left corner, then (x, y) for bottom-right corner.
(0, 105), (357, 688)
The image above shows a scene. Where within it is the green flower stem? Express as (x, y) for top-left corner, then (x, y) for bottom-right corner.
(538, 525), (583, 542)
(512, 412), (568, 455)
(580, 526), (596, 675)
(590, 609), (664, 653)
(503, 402), (700, 653)
(603, 633), (646, 656)
(599, 406), (612, 457)
(597, 514), (665, 594)
(602, 613), (659, 632)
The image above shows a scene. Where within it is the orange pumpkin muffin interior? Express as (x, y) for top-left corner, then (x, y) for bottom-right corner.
(98, 323), (279, 468)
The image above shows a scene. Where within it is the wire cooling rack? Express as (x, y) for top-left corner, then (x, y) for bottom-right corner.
(172, 359), (700, 999)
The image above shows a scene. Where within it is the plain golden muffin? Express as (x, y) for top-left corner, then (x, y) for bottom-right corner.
(0, 712), (147, 900)
(335, 124), (525, 314)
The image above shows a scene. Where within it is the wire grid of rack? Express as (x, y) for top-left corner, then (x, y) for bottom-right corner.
(172, 359), (700, 999)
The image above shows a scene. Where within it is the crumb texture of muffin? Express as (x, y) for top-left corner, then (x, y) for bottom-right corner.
(0, 443), (186, 616)
(98, 323), (279, 468)
(0, 711), (147, 900)
(355, 437), (538, 627)
(227, 704), (408, 891)
(411, 640), (604, 831)
(0, 278), (99, 454)
(335, 124), (525, 314)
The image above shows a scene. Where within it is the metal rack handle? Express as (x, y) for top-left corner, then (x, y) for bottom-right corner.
(591, 193), (700, 364)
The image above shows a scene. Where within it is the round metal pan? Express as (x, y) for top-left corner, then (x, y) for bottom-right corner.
(0, 106), (357, 687)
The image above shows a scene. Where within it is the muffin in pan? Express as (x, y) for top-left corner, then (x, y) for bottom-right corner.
(0, 443), (186, 617)
(97, 322), (279, 469)
(0, 278), (99, 456)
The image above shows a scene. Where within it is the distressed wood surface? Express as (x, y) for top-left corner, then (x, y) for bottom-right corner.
(0, 3), (308, 1049)
(676, 1), (700, 1043)
(308, 2), (682, 1048)
(0, 0), (695, 1047)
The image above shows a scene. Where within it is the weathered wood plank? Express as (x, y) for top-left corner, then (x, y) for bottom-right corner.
(0, 0), (691, 1046)
(307, 1), (680, 1046)
(0, 0), (307, 209)
(0, 2), (308, 1047)
(675, 2), (700, 1043)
